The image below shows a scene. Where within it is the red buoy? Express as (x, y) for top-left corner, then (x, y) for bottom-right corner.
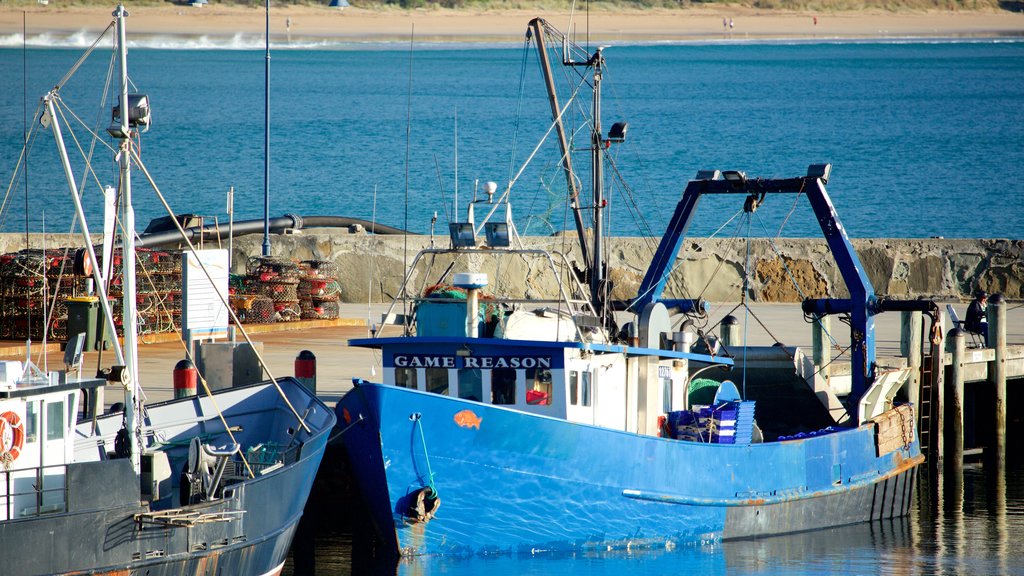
(295, 350), (316, 394)
(173, 359), (197, 399)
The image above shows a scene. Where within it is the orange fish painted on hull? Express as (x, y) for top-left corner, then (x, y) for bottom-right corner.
(453, 410), (482, 429)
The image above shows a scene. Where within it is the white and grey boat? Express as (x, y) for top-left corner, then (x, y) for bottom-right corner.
(0, 6), (335, 574)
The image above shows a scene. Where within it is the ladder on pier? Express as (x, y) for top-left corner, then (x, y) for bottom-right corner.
(917, 319), (944, 464)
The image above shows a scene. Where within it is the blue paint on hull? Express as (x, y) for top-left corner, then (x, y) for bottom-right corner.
(336, 382), (921, 557)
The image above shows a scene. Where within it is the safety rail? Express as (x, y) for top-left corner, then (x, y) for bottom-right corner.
(1, 463), (70, 521)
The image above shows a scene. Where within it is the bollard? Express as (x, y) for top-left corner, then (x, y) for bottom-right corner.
(173, 359), (197, 399)
(295, 350), (317, 395)
(988, 293), (1007, 464)
(900, 311), (922, 408)
(720, 315), (741, 349)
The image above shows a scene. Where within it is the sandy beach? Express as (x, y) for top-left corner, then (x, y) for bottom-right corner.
(1, 5), (1023, 43)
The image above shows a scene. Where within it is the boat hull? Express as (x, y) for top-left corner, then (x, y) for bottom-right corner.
(0, 378), (334, 576)
(336, 382), (921, 556)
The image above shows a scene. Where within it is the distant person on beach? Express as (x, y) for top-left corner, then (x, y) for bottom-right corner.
(286, 17), (292, 32)
(723, 17), (727, 32)
(813, 16), (818, 26)
(965, 291), (989, 346)
(729, 18), (734, 31)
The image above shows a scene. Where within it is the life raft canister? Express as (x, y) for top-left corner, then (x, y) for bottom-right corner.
(0, 411), (26, 463)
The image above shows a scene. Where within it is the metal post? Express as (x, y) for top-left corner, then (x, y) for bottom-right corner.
(812, 313), (831, 384)
(590, 49), (605, 313)
(900, 310), (922, 408)
(262, 0), (271, 257)
(115, 5), (141, 474)
(946, 327), (965, 467)
(988, 293), (1006, 464)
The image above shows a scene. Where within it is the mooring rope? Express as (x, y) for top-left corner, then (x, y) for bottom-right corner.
(411, 413), (438, 497)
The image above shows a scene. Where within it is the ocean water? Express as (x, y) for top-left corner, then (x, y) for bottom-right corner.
(1, 38), (1024, 241)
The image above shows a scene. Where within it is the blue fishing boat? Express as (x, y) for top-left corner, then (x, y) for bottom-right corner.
(335, 18), (932, 557)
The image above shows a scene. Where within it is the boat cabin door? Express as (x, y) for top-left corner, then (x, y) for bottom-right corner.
(566, 360), (595, 425)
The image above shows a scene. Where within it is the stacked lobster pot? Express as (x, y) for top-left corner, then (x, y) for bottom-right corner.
(244, 257), (302, 322)
(0, 249), (81, 341)
(298, 260), (341, 320)
(104, 248), (183, 337)
(229, 275), (274, 324)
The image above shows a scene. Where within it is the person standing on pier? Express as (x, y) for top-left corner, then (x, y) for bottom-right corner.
(965, 291), (989, 346)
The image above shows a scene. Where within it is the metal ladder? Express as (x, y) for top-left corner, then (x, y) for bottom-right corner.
(917, 317), (943, 463)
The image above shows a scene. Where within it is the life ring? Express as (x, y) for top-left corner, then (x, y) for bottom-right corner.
(0, 411), (26, 462)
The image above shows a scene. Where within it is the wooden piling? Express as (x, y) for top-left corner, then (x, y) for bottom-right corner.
(946, 327), (965, 465)
(901, 310), (922, 408)
(988, 294), (1007, 463)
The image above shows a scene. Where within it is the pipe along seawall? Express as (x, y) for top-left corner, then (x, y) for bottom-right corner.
(2, 230), (1021, 304)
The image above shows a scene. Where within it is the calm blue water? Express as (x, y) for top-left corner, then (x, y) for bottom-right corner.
(283, 462), (1024, 575)
(2, 39), (1024, 239)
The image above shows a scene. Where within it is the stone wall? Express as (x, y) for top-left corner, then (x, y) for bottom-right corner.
(3, 232), (1021, 303)
(228, 231), (1024, 304)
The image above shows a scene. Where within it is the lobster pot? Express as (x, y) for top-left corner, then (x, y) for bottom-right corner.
(297, 278), (340, 299)
(231, 294), (276, 324)
(299, 260), (339, 279)
(274, 301), (302, 323)
(252, 281), (299, 302)
(300, 299), (340, 320)
(247, 256), (302, 282)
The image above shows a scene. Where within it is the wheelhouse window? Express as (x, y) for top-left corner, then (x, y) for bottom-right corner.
(396, 367), (418, 389)
(47, 401), (64, 441)
(457, 368), (482, 402)
(661, 374), (673, 413)
(492, 368), (516, 405)
(26, 401), (38, 443)
(426, 368), (449, 396)
(526, 368), (552, 406)
(570, 370), (579, 405)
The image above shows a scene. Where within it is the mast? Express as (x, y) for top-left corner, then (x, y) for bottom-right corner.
(114, 4), (142, 474)
(589, 48), (605, 315)
(528, 18), (591, 279)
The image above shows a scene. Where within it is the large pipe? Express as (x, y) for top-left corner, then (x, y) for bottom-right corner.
(135, 215), (413, 248)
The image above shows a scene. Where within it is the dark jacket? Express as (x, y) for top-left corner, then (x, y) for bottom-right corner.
(965, 300), (987, 333)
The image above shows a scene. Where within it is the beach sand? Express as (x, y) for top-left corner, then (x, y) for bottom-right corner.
(2, 5), (1023, 43)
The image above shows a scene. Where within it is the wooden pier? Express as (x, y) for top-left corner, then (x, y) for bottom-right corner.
(860, 295), (1019, 466)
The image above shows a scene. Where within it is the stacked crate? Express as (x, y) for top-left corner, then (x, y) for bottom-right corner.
(298, 260), (341, 320)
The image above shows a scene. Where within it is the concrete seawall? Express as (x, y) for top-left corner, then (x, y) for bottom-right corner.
(3, 232), (1021, 303)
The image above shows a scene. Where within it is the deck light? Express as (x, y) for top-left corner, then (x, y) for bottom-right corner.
(607, 122), (628, 142)
(806, 163), (832, 184)
(722, 170), (746, 191)
(695, 170), (721, 181)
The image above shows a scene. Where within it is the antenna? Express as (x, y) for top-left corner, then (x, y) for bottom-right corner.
(402, 24), (414, 334)
(454, 107), (458, 213)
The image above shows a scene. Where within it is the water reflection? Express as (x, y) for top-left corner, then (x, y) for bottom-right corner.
(284, 459), (1024, 576)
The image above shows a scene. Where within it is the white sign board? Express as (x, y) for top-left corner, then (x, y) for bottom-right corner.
(182, 249), (230, 340)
